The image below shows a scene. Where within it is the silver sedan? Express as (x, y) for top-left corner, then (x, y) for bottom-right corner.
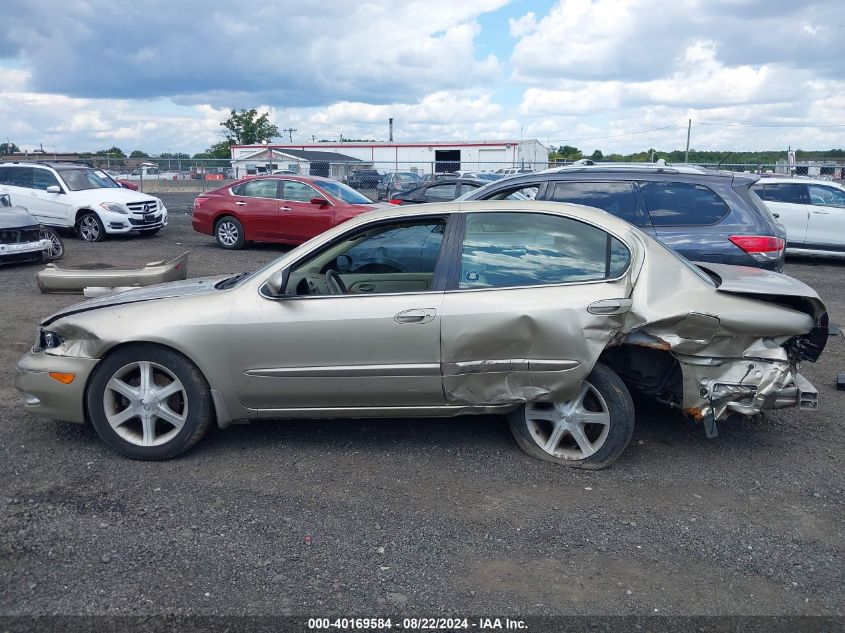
(15, 201), (828, 468)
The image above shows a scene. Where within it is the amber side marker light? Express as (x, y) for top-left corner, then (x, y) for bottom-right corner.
(48, 372), (75, 384)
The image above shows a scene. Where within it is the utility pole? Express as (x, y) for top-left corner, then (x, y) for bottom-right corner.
(282, 128), (297, 142)
(685, 119), (691, 162)
(310, 135), (317, 143)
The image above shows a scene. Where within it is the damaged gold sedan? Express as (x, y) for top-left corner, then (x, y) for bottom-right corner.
(15, 201), (827, 467)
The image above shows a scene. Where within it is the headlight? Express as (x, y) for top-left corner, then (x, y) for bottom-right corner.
(100, 202), (128, 214)
(35, 328), (64, 351)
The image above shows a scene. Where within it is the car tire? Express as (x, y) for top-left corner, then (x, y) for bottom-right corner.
(214, 216), (245, 250)
(508, 362), (635, 469)
(76, 212), (105, 242)
(139, 228), (161, 237)
(86, 344), (213, 460)
(39, 227), (64, 261)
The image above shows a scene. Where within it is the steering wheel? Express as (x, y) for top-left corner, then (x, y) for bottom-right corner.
(325, 269), (348, 295)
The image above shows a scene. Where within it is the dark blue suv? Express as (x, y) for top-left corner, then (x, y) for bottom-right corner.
(463, 163), (786, 271)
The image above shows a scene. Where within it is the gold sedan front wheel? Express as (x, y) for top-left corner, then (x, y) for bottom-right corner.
(87, 344), (213, 460)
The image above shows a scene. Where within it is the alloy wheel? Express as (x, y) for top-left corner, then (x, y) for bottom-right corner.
(79, 215), (100, 241)
(40, 229), (63, 258)
(217, 221), (239, 247)
(102, 361), (189, 447)
(524, 381), (611, 460)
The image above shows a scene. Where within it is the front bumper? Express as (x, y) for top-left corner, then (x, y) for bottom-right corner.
(0, 238), (50, 257)
(15, 350), (99, 423)
(103, 206), (169, 234)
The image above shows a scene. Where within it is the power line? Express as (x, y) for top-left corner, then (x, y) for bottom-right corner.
(696, 121), (845, 128)
(547, 124), (686, 143)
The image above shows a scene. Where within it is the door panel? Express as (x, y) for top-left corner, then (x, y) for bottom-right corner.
(768, 200), (809, 246)
(30, 170), (71, 224)
(238, 196), (280, 240)
(805, 184), (845, 250)
(755, 183), (810, 247)
(236, 179), (282, 239)
(279, 180), (335, 242)
(441, 211), (636, 406)
(441, 283), (632, 405)
(229, 292), (445, 409)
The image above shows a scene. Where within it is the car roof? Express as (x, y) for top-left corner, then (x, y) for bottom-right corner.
(342, 199), (640, 234)
(754, 177), (844, 186)
(1, 160), (97, 170)
(236, 174), (336, 184)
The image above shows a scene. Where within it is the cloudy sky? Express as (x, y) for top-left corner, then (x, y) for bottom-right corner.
(1, 0), (843, 155)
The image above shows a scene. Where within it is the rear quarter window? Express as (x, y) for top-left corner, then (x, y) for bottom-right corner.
(754, 183), (807, 204)
(639, 181), (730, 226)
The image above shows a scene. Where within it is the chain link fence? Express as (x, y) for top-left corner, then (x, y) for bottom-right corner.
(2, 155), (841, 196)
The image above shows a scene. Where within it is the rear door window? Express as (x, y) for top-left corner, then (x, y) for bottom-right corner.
(548, 181), (640, 225)
(754, 183), (808, 204)
(482, 183), (541, 201)
(241, 179), (280, 199)
(639, 181), (730, 226)
(422, 183), (457, 202)
(7, 167), (33, 189)
(458, 183), (481, 196)
(458, 212), (630, 289)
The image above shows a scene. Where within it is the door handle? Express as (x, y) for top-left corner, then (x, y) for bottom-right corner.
(587, 298), (633, 315)
(357, 283), (376, 292)
(394, 308), (436, 324)
(280, 206), (292, 211)
(811, 209), (830, 214)
(235, 201), (247, 206)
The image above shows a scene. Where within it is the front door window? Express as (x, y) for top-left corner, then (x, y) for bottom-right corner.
(288, 219), (447, 296)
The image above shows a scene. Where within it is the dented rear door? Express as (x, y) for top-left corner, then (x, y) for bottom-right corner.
(440, 210), (637, 405)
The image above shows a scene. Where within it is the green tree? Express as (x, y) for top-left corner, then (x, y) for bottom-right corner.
(96, 146), (126, 157)
(194, 140), (233, 159)
(590, 149), (604, 161)
(0, 141), (20, 154)
(159, 152), (190, 159)
(129, 150), (149, 158)
(221, 108), (279, 145)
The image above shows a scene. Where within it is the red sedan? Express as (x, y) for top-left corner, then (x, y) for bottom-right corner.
(192, 175), (380, 249)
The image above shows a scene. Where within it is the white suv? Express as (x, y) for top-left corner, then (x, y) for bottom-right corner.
(0, 162), (168, 242)
(752, 177), (845, 257)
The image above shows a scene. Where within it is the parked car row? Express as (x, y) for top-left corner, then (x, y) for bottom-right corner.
(8, 159), (838, 467)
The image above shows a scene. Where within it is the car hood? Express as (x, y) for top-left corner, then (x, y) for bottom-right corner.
(0, 207), (38, 229)
(66, 187), (161, 205)
(43, 275), (229, 326)
(696, 262), (820, 300)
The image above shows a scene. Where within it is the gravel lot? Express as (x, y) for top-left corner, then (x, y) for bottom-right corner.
(1, 196), (843, 619)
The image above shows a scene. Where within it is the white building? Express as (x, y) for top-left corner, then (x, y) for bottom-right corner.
(231, 140), (549, 175)
(230, 148), (361, 180)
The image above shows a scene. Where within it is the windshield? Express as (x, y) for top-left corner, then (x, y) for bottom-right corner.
(318, 180), (374, 205)
(59, 168), (121, 191)
(395, 173), (421, 182)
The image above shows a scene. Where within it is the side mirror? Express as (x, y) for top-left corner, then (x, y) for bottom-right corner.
(46, 185), (62, 194)
(336, 254), (352, 272)
(266, 268), (291, 297)
(310, 197), (328, 206)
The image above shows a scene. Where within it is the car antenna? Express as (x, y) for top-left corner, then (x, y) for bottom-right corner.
(717, 152), (733, 168)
